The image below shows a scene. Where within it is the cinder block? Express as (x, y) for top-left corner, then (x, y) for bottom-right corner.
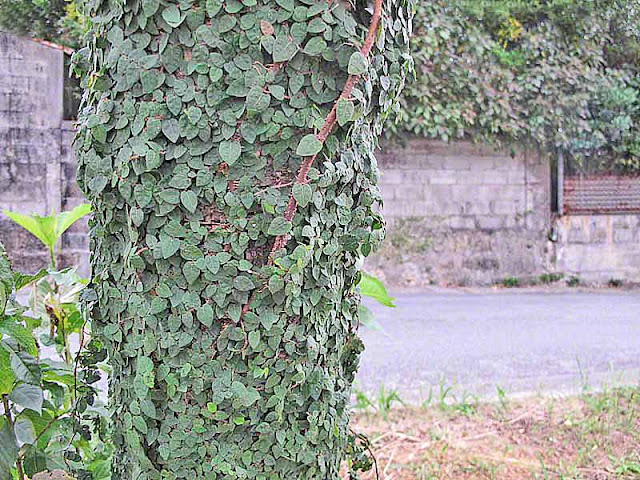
(476, 216), (505, 231)
(614, 229), (633, 244)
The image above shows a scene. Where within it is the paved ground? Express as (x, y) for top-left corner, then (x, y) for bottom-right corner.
(356, 289), (640, 402)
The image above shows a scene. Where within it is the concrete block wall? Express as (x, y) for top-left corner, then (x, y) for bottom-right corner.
(0, 33), (88, 275)
(366, 140), (553, 286)
(554, 215), (640, 283)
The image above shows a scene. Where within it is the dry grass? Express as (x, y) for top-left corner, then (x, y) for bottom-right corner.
(348, 387), (640, 480)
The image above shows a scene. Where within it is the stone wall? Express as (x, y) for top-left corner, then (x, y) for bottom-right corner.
(0, 33), (88, 275)
(366, 141), (552, 286)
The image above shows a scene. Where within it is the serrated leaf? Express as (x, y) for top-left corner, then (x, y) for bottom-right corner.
(9, 383), (43, 414)
(296, 134), (322, 157)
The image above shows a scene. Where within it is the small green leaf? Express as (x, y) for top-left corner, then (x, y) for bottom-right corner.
(180, 191), (198, 213)
(162, 119), (181, 143)
(219, 140), (242, 165)
(234, 276), (255, 292)
(303, 37), (328, 56)
(292, 184), (312, 208)
(233, 415), (245, 425)
(197, 304), (214, 327)
(162, 4), (183, 27)
(267, 217), (292, 236)
(337, 99), (355, 127)
(248, 331), (260, 349)
(207, 402), (217, 413)
(348, 52), (369, 75)
(296, 134), (322, 157)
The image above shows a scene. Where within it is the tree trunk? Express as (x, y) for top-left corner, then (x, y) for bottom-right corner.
(75, 0), (412, 478)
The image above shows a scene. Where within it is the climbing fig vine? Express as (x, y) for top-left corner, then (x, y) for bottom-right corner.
(74, 0), (413, 478)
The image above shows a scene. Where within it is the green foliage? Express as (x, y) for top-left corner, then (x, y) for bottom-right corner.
(0, 0), (87, 48)
(395, 0), (640, 172)
(3, 205), (91, 269)
(0, 242), (110, 480)
(74, 0), (414, 478)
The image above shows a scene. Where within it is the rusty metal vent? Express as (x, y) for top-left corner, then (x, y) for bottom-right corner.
(564, 175), (640, 214)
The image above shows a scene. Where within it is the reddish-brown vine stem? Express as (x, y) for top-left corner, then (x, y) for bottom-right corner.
(271, 0), (383, 254)
(241, 0), (384, 318)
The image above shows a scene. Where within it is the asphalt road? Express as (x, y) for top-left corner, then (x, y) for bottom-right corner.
(356, 290), (640, 402)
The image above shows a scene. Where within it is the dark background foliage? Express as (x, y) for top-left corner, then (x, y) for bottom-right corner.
(0, 0), (86, 49)
(394, 0), (640, 172)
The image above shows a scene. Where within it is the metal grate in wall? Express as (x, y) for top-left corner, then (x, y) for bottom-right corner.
(564, 175), (640, 214)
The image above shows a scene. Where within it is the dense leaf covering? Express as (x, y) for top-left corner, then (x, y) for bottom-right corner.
(74, 0), (413, 478)
(396, 0), (640, 172)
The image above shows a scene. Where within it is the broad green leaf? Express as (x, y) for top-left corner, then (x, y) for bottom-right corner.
(2, 210), (56, 249)
(0, 319), (37, 356)
(13, 415), (36, 446)
(55, 204), (92, 237)
(2, 204), (90, 251)
(0, 417), (18, 480)
(337, 99), (355, 127)
(296, 134), (322, 157)
(9, 383), (43, 414)
(5, 341), (40, 385)
(358, 272), (396, 308)
(22, 448), (48, 478)
(13, 269), (48, 292)
(348, 52), (369, 75)
(0, 347), (14, 395)
(358, 305), (383, 330)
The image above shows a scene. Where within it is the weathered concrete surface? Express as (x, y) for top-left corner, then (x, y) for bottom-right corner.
(367, 141), (553, 287)
(0, 33), (88, 275)
(356, 290), (640, 402)
(554, 214), (640, 283)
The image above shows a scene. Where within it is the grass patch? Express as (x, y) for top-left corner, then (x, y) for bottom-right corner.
(350, 386), (640, 479)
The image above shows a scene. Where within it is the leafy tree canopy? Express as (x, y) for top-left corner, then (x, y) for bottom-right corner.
(0, 0), (86, 48)
(394, 0), (640, 172)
